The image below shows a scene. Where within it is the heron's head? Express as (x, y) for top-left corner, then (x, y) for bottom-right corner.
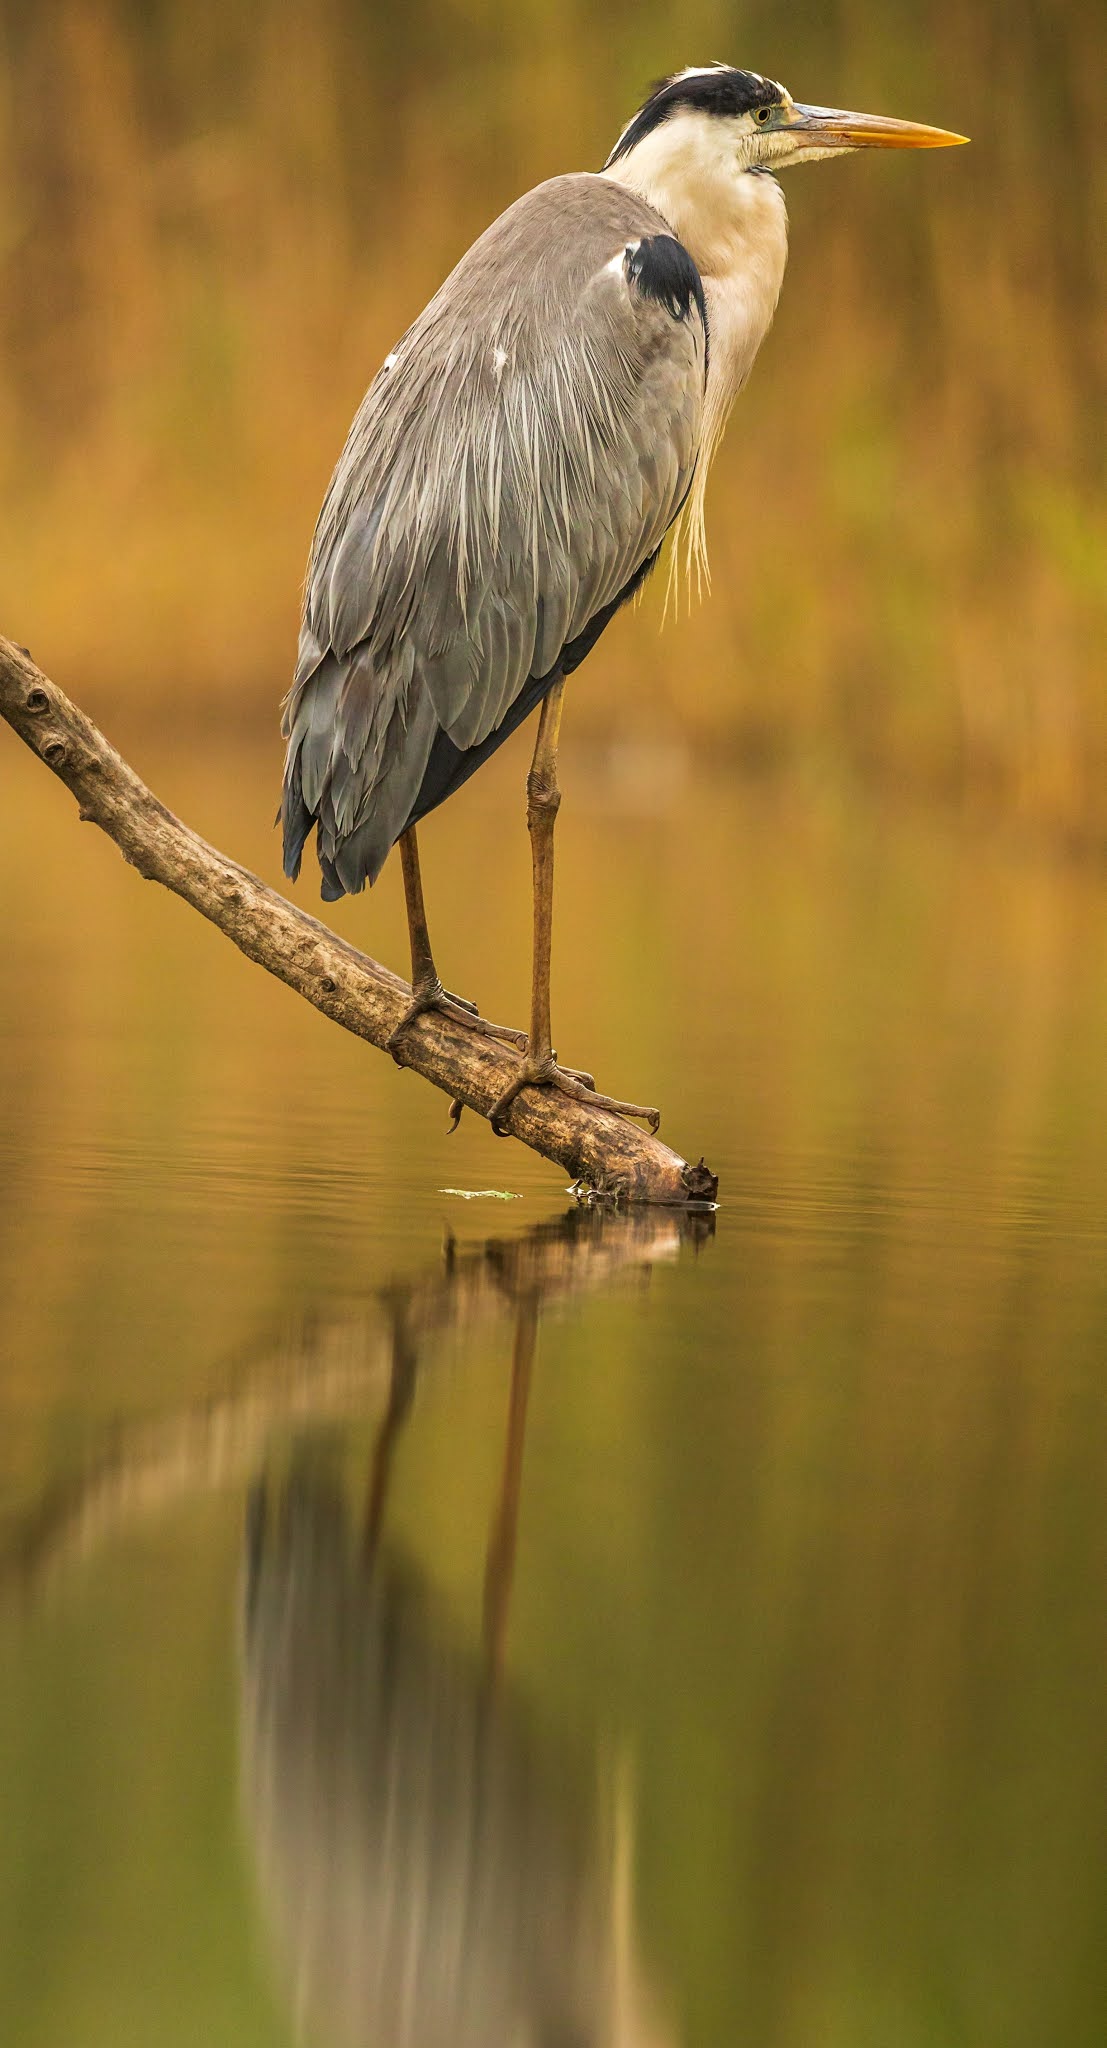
(605, 65), (967, 182)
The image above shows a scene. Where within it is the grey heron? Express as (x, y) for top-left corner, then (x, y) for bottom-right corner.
(281, 66), (965, 1135)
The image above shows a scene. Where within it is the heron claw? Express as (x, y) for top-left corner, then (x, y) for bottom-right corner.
(488, 1053), (659, 1137)
(388, 979), (527, 1061)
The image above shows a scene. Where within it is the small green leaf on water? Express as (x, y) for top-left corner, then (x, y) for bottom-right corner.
(438, 1187), (522, 1201)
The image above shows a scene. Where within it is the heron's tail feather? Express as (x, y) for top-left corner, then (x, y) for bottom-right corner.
(281, 653), (345, 883)
(282, 651), (440, 899)
(280, 745), (311, 883)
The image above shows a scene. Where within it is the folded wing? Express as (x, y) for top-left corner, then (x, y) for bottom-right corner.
(282, 173), (707, 898)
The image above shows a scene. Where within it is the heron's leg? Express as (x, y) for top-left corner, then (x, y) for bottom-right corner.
(387, 826), (526, 1054)
(524, 680), (564, 1067)
(488, 682), (660, 1136)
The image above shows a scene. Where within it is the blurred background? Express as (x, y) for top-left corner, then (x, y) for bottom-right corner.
(0, 0), (1104, 837)
(5, 9), (1107, 2047)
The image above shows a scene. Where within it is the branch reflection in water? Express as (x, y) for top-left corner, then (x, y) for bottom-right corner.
(0, 1205), (708, 1606)
(0, 1204), (712, 2047)
(240, 1206), (711, 2048)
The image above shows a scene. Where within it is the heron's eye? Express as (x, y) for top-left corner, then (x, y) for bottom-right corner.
(755, 106), (772, 125)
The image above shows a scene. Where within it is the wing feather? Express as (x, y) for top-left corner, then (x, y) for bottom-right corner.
(282, 174), (706, 892)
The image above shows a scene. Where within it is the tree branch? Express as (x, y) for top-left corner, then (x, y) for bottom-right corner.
(0, 638), (717, 1203)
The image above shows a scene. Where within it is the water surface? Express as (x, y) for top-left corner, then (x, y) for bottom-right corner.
(3, 735), (1107, 2046)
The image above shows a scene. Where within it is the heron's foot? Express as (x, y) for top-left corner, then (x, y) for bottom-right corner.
(488, 1050), (661, 1138)
(387, 977), (526, 1060)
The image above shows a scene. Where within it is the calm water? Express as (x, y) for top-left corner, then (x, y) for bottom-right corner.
(4, 725), (1107, 2046)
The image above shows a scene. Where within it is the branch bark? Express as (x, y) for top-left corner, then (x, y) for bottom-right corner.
(0, 638), (717, 1204)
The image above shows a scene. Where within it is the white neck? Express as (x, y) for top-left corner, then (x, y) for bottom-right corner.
(602, 110), (790, 593)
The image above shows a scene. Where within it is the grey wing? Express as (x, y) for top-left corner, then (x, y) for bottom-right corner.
(282, 174), (706, 898)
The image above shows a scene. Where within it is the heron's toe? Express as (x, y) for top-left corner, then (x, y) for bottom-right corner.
(441, 987), (479, 1018)
(487, 1055), (659, 1137)
(388, 981), (526, 1061)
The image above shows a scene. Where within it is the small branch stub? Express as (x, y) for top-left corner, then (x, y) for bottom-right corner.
(0, 636), (718, 1205)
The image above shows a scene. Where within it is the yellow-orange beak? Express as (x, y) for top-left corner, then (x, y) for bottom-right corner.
(785, 102), (969, 150)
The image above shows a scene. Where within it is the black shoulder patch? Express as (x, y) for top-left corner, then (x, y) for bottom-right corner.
(625, 236), (709, 370)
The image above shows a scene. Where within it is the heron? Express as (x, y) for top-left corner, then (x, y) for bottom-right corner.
(281, 66), (965, 1135)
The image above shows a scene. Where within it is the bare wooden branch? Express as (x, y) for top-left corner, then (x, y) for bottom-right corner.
(0, 638), (718, 1203)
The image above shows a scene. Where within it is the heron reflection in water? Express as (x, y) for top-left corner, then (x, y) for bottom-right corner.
(239, 1209), (709, 2048)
